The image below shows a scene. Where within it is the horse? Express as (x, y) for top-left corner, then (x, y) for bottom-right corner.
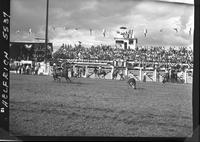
(97, 70), (107, 79)
(97, 69), (111, 79)
(53, 66), (71, 82)
(162, 72), (169, 84)
(162, 70), (184, 84)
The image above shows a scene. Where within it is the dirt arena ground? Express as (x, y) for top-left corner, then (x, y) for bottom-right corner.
(9, 73), (193, 137)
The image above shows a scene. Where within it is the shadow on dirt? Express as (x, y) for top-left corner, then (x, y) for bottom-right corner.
(126, 86), (145, 90)
(53, 80), (91, 86)
(135, 87), (145, 90)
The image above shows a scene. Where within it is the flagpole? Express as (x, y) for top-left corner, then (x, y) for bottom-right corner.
(45, 0), (49, 72)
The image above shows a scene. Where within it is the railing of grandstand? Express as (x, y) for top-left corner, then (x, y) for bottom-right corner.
(57, 58), (193, 68)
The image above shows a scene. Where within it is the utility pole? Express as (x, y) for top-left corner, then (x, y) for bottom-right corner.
(45, 0), (49, 71)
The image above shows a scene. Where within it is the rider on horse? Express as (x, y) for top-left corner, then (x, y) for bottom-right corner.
(112, 68), (119, 80)
(52, 62), (71, 82)
(162, 69), (169, 84)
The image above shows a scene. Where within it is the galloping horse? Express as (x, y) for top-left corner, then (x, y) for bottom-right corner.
(53, 63), (71, 82)
(97, 70), (107, 79)
(97, 67), (111, 79)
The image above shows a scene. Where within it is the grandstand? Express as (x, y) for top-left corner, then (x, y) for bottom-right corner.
(52, 44), (193, 83)
(9, 40), (193, 83)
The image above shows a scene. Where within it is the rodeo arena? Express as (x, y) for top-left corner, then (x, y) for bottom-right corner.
(10, 27), (193, 137)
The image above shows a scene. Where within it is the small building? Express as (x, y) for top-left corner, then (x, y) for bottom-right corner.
(9, 41), (54, 75)
(114, 26), (138, 50)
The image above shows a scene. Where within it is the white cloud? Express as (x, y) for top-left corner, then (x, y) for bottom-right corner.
(51, 8), (71, 19)
(80, 1), (97, 10)
(10, 0), (194, 51)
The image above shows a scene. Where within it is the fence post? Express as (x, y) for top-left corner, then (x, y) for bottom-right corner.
(124, 67), (128, 76)
(85, 65), (88, 78)
(154, 69), (157, 82)
(111, 66), (114, 79)
(139, 67), (142, 81)
(184, 69), (187, 83)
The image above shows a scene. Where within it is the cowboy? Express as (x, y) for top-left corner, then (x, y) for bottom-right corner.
(26, 65), (31, 75)
(71, 68), (74, 77)
(143, 71), (147, 82)
(162, 69), (169, 83)
(34, 63), (40, 75)
(53, 63), (56, 70)
(94, 67), (98, 77)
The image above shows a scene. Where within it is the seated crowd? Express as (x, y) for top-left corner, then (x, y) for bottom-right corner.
(9, 44), (193, 76)
(53, 44), (193, 64)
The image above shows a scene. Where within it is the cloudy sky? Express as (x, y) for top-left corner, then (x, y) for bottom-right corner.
(10, 0), (194, 51)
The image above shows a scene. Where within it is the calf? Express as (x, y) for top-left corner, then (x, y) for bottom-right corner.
(127, 77), (136, 89)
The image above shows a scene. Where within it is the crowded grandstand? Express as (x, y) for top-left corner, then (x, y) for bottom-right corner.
(9, 40), (193, 84)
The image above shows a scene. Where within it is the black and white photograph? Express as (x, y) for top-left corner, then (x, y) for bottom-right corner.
(7, 0), (196, 139)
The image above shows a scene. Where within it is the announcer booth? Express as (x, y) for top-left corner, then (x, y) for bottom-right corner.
(114, 26), (138, 50)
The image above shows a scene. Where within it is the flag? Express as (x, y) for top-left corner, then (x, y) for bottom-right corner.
(102, 29), (106, 37)
(89, 28), (92, 36)
(173, 28), (178, 32)
(28, 28), (32, 35)
(144, 28), (147, 37)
